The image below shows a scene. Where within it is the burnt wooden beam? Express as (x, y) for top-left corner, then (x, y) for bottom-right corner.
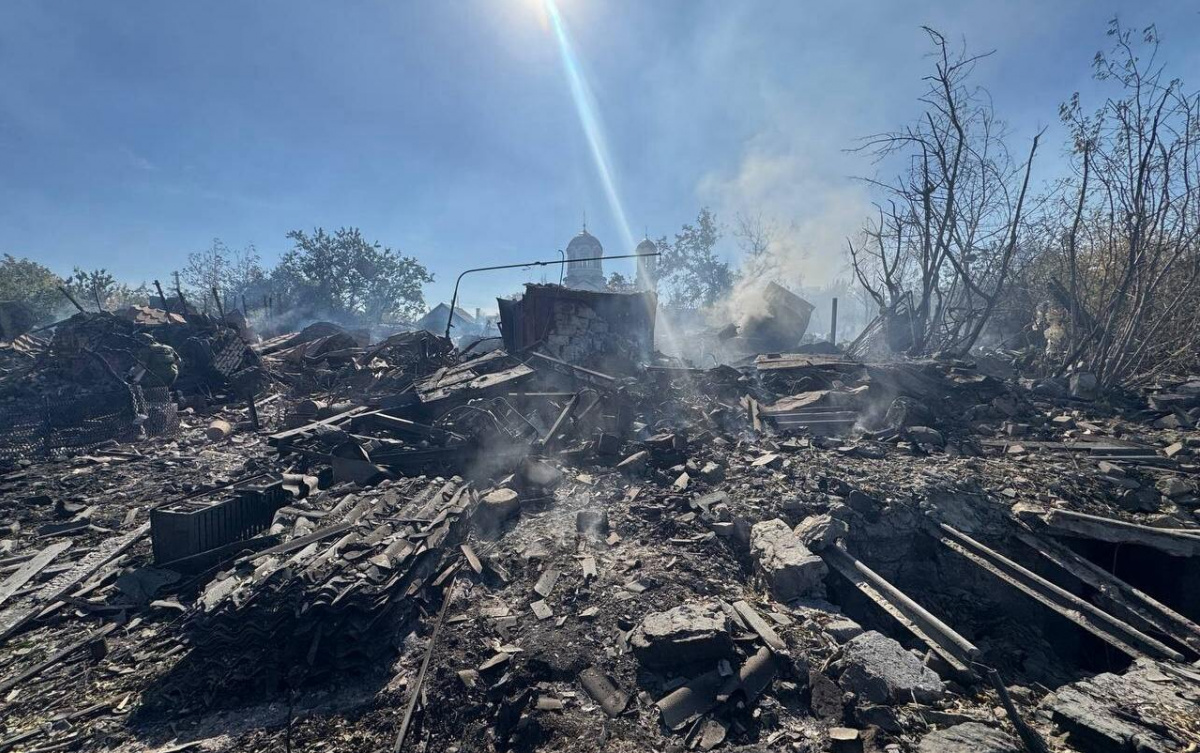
(1015, 530), (1200, 655)
(937, 524), (1183, 662)
(823, 543), (976, 678)
(1015, 505), (1200, 558)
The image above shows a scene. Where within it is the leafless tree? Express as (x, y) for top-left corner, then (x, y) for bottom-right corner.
(1040, 20), (1200, 386)
(734, 212), (808, 291)
(734, 212), (775, 263)
(848, 28), (1041, 356)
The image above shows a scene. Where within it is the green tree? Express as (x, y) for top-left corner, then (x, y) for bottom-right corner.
(275, 227), (433, 322)
(0, 254), (64, 323)
(656, 208), (734, 308)
(606, 271), (635, 293)
(182, 238), (233, 314)
(227, 243), (268, 309)
(108, 281), (152, 310)
(181, 238), (269, 314)
(64, 267), (119, 311)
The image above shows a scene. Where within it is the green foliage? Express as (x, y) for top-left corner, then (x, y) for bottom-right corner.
(606, 271), (635, 293)
(110, 281), (153, 310)
(228, 243), (268, 305)
(64, 267), (117, 310)
(180, 239), (268, 314)
(0, 254), (64, 322)
(62, 268), (153, 312)
(274, 227), (433, 322)
(182, 239), (232, 313)
(657, 208), (734, 309)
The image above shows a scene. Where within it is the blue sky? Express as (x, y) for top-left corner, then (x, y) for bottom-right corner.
(2, 0), (1197, 312)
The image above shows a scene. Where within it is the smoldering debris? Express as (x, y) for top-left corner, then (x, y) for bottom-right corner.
(0, 287), (1198, 753)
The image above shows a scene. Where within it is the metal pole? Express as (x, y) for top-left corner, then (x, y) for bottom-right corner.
(58, 286), (85, 314)
(247, 396), (260, 430)
(154, 280), (170, 312)
(444, 252), (660, 341)
(174, 272), (190, 315)
(829, 297), (838, 345)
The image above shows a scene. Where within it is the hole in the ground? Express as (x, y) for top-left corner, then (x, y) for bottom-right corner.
(1059, 538), (1200, 623)
(829, 531), (1135, 691)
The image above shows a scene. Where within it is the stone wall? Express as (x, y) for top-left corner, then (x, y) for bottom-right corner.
(498, 284), (656, 373)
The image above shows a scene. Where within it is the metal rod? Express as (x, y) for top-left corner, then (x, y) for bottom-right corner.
(154, 280), (170, 313)
(392, 567), (459, 753)
(445, 252), (660, 340)
(58, 286), (85, 314)
(829, 297), (838, 345)
(825, 543), (978, 661)
(939, 523), (1184, 661)
(980, 664), (1049, 753)
(173, 272), (189, 315)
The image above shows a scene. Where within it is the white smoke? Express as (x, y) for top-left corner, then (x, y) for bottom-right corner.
(698, 134), (871, 331)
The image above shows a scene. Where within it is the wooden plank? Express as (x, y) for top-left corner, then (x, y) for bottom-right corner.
(938, 524), (1183, 662)
(0, 523), (148, 645)
(0, 623), (117, 695)
(540, 393), (581, 451)
(754, 353), (855, 371)
(1016, 507), (1200, 557)
(0, 542), (70, 608)
(267, 405), (370, 445)
(525, 351), (617, 389)
(353, 411), (462, 442)
(731, 600), (786, 652)
(460, 544), (483, 575)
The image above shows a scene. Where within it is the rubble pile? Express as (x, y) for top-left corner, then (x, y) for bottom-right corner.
(150, 476), (471, 708)
(259, 323), (454, 395)
(0, 308), (268, 465)
(0, 291), (1198, 753)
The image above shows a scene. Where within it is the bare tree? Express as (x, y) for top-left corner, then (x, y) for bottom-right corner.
(848, 28), (1041, 356)
(734, 212), (775, 268)
(182, 238), (233, 314)
(1041, 20), (1200, 387)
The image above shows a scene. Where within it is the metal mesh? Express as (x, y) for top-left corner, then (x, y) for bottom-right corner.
(0, 384), (178, 463)
(209, 330), (250, 377)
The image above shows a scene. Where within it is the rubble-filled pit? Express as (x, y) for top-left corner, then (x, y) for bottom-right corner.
(1058, 538), (1200, 623)
(830, 527), (1139, 688)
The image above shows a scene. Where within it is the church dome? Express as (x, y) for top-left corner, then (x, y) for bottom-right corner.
(635, 237), (657, 255)
(566, 229), (604, 260)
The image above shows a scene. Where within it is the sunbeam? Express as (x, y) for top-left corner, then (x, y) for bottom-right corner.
(543, 0), (635, 252)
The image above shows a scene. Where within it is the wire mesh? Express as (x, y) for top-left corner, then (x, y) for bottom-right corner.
(0, 384), (178, 463)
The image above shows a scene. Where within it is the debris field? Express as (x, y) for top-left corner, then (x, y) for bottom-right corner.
(1, 293), (1199, 753)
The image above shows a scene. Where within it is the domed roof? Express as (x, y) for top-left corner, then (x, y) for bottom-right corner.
(566, 229), (603, 259)
(635, 237), (657, 254)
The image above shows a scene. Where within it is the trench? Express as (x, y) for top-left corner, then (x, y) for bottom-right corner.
(829, 529), (1139, 691)
(1059, 538), (1200, 623)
